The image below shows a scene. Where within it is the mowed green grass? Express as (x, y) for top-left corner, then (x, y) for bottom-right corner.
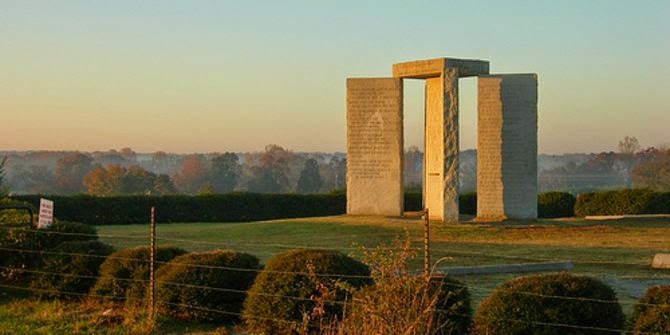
(96, 215), (670, 310)
(2, 215), (670, 333)
(97, 215), (670, 267)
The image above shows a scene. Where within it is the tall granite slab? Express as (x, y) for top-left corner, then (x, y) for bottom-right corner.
(393, 57), (489, 222)
(477, 74), (538, 220)
(424, 69), (459, 222)
(346, 78), (404, 216)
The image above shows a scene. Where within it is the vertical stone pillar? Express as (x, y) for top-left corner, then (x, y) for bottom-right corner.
(424, 69), (459, 222)
(346, 78), (404, 216)
(477, 74), (538, 220)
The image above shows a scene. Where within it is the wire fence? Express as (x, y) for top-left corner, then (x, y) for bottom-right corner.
(1, 214), (669, 334)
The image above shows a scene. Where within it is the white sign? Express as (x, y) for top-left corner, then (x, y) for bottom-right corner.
(38, 198), (54, 229)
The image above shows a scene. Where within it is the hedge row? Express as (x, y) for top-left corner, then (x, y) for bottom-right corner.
(10, 193), (447, 225)
(11, 189), (669, 225)
(538, 192), (576, 218)
(11, 193), (348, 225)
(575, 189), (670, 216)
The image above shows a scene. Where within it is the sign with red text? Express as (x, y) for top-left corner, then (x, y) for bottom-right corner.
(38, 198), (54, 229)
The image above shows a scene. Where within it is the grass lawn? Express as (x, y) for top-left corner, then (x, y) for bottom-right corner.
(2, 215), (670, 333)
(97, 215), (670, 311)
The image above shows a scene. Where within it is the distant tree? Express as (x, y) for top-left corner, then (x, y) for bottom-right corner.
(151, 151), (170, 175)
(172, 154), (208, 194)
(154, 174), (178, 195)
(538, 152), (629, 193)
(197, 183), (215, 196)
(246, 145), (292, 193)
(247, 167), (281, 193)
(404, 146), (423, 192)
(296, 158), (323, 193)
(618, 136), (641, 155)
(328, 157), (346, 191)
(259, 145), (291, 191)
(83, 166), (120, 195)
(459, 150), (477, 193)
(55, 152), (94, 194)
(9, 164), (56, 194)
(632, 147), (670, 191)
(122, 165), (155, 194)
(83, 164), (177, 196)
(93, 151), (130, 167)
(0, 156), (7, 195)
(618, 136), (641, 187)
(210, 152), (240, 193)
(119, 147), (136, 159)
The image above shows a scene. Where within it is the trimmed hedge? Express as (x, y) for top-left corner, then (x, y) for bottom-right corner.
(156, 250), (260, 322)
(404, 192), (422, 211)
(406, 193), (477, 214)
(410, 192), (576, 218)
(575, 189), (670, 216)
(12, 193), (350, 225)
(30, 240), (114, 298)
(91, 246), (187, 304)
(0, 221), (98, 284)
(242, 249), (371, 334)
(460, 192), (477, 215)
(16, 189), (666, 224)
(629, 285), (670, 334)
(473, 273), (625, 335)
(10, 192), (491, 225)
(538, 192), (576, 218)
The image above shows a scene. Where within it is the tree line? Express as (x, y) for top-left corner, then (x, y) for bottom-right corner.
(0, 137), (668, 196)
(1, 145), (345, 196)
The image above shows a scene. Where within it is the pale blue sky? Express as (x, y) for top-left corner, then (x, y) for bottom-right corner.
(2, 1), (669, 153)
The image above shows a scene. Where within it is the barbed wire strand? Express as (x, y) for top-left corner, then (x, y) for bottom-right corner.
(3, 261), (668, 309)
(0, 265), (666, 334)
(0, 246), (377, 279)
(0, 225), (145, 241)
(0, 283), (126, 301)
(0, 282), (651, 335)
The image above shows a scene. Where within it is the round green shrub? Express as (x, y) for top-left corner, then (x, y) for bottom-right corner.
(30, 240), (114, 298)
(630, 285), (670, 334)
(472, 273), (624, 335)
(242, 249), (371, 334)
(538, 192), (576, 218)
(155, 250), (260, 322)
(0, 221), (98, 284)
(91, 246), (186, 304)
